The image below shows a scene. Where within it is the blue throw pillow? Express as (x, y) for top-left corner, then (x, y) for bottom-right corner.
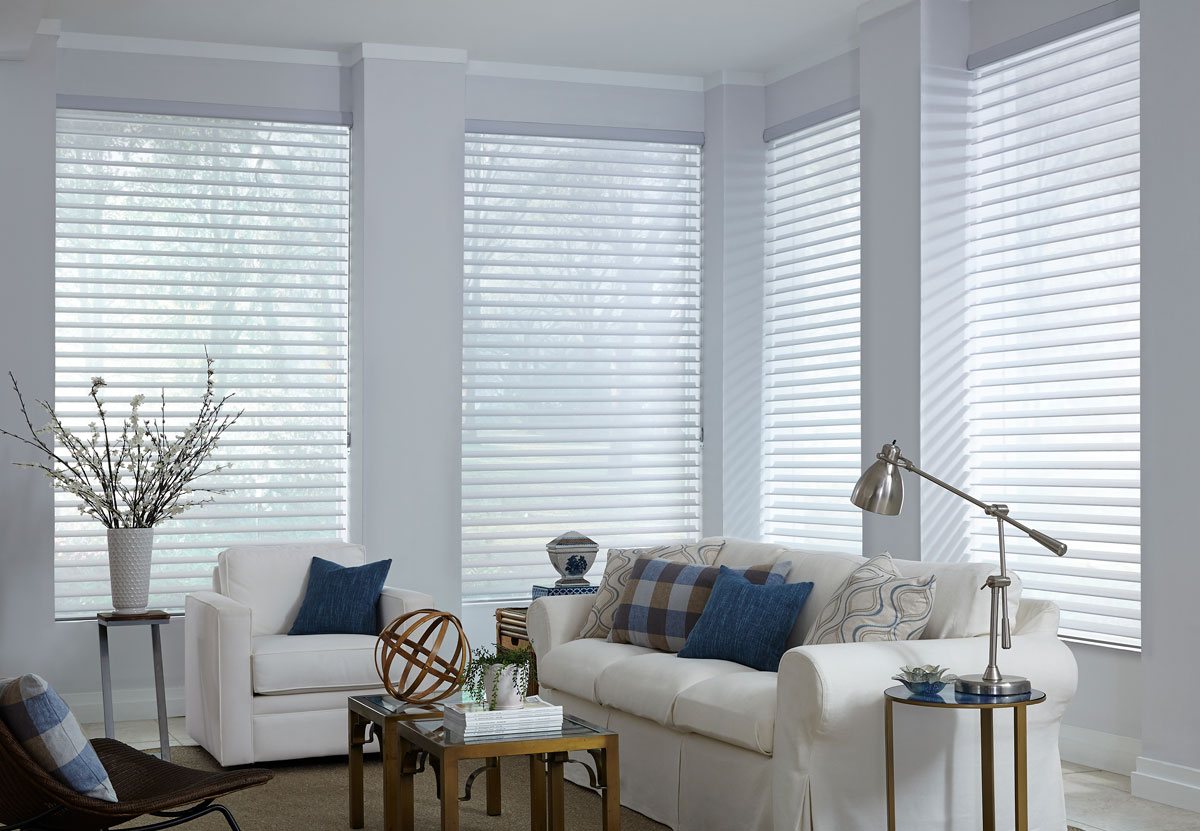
(288, 556), (392, 636)
(678, 566), (814, 671)
(0, 674), (118, 801)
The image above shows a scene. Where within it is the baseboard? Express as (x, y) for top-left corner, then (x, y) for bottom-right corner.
(1059, 724), (1142, 775)
(1132, 756), (1200, 814)
(62, 686), (185, 725)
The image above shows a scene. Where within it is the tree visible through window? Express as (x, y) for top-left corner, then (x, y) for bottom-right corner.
(53, 109), (350, 618)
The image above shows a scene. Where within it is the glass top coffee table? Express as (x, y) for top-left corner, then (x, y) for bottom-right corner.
(348, 694), (619, 831)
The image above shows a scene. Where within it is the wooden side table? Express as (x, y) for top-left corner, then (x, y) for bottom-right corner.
(884, 685), (1046, 831)
(495, 606), (537, 695)
(97, 610), (172, 760)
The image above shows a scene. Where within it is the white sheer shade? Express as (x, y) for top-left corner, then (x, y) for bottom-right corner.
(763, 112), (862, 553)
(966, 15), (1140, 648)
(462, 131), (703, 601)
(54, 109), (350, 619)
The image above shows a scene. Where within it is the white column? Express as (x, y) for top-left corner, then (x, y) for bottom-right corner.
(348, 49), (467, 613)
(858, 1), (923, 558)
(1133, 0), (1200, 812)
(0, 34), (64, 675)
(702, 78), (766, 539)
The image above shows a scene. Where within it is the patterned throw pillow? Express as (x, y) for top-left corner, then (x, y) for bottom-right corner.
(803, 553), (935, 645)
(578, 539), (725, 640)
(609, 558), (792, 652)
(0, 674), (118, 801)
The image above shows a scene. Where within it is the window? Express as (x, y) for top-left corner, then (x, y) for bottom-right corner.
(762, 112), (862, 553)
(463, 130), (702, 602)
(966, 14), (1140, 647)
(55, 109), (350, 619)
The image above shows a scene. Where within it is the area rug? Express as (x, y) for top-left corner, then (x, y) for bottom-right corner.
(147, 746), (667, 830)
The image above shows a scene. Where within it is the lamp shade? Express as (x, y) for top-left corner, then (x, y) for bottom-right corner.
(850, 443), (905, 516)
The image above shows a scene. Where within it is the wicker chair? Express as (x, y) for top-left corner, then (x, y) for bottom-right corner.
(0, 718), (272, 831)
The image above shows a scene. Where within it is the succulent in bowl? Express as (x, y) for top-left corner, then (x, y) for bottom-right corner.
(892, 664), (957, 696)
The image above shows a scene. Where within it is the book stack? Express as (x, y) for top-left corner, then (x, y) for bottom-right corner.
(443, 696), (564, 737)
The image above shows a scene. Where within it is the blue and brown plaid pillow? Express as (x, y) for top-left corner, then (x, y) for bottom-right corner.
(0, 674), (118, 801)
(608, 558), (792, 652)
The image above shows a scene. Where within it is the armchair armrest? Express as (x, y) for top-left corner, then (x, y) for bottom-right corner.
(527, 595), (595, 661)
(772, 634), (1077, 831)
(184, 590), (254, 766)
(378, 585), (435, 627)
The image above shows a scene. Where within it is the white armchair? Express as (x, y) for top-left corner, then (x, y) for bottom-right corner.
(184, 542), (432, 765)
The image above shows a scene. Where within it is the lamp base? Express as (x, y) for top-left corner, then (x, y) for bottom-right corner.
(955, 674), (1032, 697)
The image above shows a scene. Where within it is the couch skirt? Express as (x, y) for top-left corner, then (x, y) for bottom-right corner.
(542, 688), (773, 831)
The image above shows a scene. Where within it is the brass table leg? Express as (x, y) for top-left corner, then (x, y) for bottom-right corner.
(348, 713), (366, 829)
(487, 755), (502, 816)
(441, 754), (460, 831)
(398, 739), (416, 831)
(547, 751), (566, 831)
(981, 709), (995, 831)
(529, 753), (547, 831)
(601, 739), (621, 831)
(1015, 706), (1029, 831)
(382, 723), (401, 831)
(885, 698), (896, 831)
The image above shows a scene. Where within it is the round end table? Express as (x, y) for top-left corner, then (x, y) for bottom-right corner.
(884, 685), (1046, 831)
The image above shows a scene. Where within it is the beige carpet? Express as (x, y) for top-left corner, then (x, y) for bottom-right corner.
(146, 746), (667, 831)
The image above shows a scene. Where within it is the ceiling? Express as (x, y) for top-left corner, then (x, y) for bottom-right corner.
(43, 0), (864, 79)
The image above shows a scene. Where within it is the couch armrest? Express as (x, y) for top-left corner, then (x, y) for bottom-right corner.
(771, 633), (1077, 831)
(184, 590), (254, 767)
(526, 595), (595, 662)
(378, 585), (435, 627)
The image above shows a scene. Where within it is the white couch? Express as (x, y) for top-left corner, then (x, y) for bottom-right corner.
(184, 542), (432, 765)
(527, 538), (1078, 831)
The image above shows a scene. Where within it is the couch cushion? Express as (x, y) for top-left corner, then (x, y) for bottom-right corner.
(610, 559), (791, 652)
(537, 639), (655, 704)
(804, 553), (936, 645)
(706, 537), (789, 569)
(218, 543), (367, 636)
(674, 671), (779, 755)
(595, 652), (754, 726)
(251, 633), (381, 695)
(580, 540), (725, 640)
(890, 557), (1022, 639)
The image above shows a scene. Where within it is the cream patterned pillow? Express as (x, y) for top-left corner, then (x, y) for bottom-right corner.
(578, 539), (725, 639)
(803, 553), (935, 645)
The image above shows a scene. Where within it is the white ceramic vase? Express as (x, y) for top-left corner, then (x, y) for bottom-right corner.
(481, 664), (526, 711)
(107, 527), (153, 614)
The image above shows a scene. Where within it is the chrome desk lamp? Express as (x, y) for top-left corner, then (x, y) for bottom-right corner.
(851, 440), (1067, 696)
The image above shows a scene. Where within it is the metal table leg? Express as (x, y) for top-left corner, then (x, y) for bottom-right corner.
(98, 624), (114, 740)
(1015, 705), (1029, 831)
(981, 708), (995, 831)
(885, 698), (895, 830)
(150, 623), (170, 761)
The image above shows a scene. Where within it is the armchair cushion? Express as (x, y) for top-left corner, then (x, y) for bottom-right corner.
(287, 556), (391, 636)
(218, 542), (367, 635)
(251, 634), (383, 695)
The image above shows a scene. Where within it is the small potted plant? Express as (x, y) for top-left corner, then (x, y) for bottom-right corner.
(461, 645), (536, 711)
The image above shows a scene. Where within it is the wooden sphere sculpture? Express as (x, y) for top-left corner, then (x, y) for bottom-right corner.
(375, 609), (470, 703)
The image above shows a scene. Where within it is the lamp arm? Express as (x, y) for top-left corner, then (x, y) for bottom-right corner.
(888, 452), (1067, 557)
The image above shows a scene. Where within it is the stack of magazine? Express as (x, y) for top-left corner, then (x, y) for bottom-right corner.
(443, 696), (563, 737)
